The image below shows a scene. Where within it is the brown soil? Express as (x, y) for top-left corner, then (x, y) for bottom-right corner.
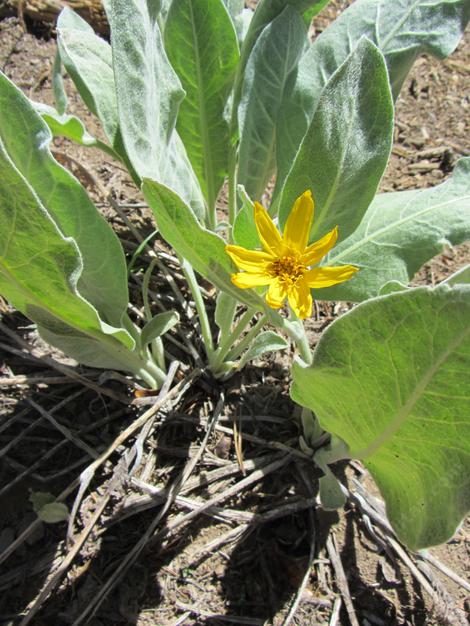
(0, 3), (469, 626)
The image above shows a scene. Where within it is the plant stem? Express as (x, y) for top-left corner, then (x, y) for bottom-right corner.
(290, 320), (313, 365)
(142, 259), (166, 370)
(263, 306), (313, 364)
(180, 258), (215, 362)
(212, 307), (257, 369)
(227, 314), (267, 361)
(227, 145), (238, 241)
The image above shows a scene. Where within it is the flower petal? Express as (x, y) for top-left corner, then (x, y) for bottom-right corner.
(302, 226), (338, 266)
(231, 272), (272, 289)
(226, 245), (274, 271)
(283, 190), (314, 253)
(254, 202), (283, 255)
(288, 279), (312, 319)
(305, 265), (359, 288)
(265, 277), (287, 309)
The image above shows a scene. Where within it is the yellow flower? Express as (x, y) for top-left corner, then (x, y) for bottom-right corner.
(225, 190), (358, 319)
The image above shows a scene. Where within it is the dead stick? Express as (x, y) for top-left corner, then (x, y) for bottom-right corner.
(326, 534), (360, 626)
(71, 394), (225, 625)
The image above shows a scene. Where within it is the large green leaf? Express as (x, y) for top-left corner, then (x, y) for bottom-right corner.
(57, 8), (120, 148)
(291, 284), (470, 549)
(0, 71), (129, 329)
(143, 179), (263, 309)
(0, 139), (134, 362)
(276, 0), (470, 198)
(234, 0), (328, 106)
(318, 158), (470, 302)
(165, 0), (239, 211)
(278, 38), (393, 242)
(237, 6), (307, 201)
(107, 0), (205, 219)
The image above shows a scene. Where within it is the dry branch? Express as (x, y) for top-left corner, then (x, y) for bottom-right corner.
(0, 0), (108, 33)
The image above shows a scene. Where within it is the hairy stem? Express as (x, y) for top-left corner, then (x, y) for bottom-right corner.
(181, 258), (215, 362)
(212, 307), (257, 369)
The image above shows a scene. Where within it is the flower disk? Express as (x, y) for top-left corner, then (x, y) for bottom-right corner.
(225, 190), (358, 319)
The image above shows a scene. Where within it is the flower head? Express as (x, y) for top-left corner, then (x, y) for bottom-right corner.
(225, 190), (358, 319)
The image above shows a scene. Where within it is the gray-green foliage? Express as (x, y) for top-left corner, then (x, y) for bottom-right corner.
(292, 284), (470, 549)
(165, 0), (239, 211)
(57, 8), (120, 148)
(232, 185), (260, 249)
(277, 37), (394, 241)
(237, 6), (307, 201)
(275, 0), (470, 201)
(238, 330), (288, 368)
(143, 179), (263, 309)
(0, 71), (163, 379)
(141, 311), (179, 346)
(32, 101), (119, 160)
(0, 72), (129, 328)
(235, 0), (328, 101)
(318, 158), (470, 301)
(106, 0), (205, 219)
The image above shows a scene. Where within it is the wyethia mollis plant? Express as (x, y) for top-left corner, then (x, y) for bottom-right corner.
(1, 0), (469, 550)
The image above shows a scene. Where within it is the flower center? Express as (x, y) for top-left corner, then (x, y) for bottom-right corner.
(269, 255), (305, 284)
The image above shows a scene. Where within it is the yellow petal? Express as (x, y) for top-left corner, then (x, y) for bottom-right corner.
(282, 190), (314, 253)
(254, 202), (283, 255)
(231, 272), (272, 289)
(226, 244), (274, 271)
(305, 265), (359, 288)
(265, 277), (287, 309)
(302, 226), (338, 266)
(287, 279), (312, 319)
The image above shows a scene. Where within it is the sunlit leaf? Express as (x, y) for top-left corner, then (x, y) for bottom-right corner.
(278, 38), (393, 242)
(141, 311), (179, 346)
(0, 71), (129, 329)
(292, 284), (470, 549)
(165, 0), (239, 211)
(276, 0), (470, 198)
(239, 330), (288, 367)
(107, 0), (205, 219)
(238, 6), (307, 201)
(319, 158), (470, 301)
(143, 178), (263, 309)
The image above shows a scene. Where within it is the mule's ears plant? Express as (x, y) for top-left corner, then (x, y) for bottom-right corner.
(1, 0), (469, 550)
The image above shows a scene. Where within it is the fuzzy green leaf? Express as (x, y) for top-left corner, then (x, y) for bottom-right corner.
(235, 0), (328, 108)
(215, 291), (238, 342)
(291, 284), (470, 550)
(32, 101), (119, 160)
(238, 6), (307, 201)
(239, 330), (288, 367)
(276, 0), (470, 198)
(57, 8), (120, 148)
(278, 38), (393, 242)
(319, 158), (470, 301)
(0, 141), (133, 358)
(52, 50), (68, 115)
(107, 0), (205, 219)
(141, 311), (179, 346)
(232, 186), (260, 249)
(143, 179), (263, 309)
(0, 71), (129, 329)
(165, 0), (239, 209)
